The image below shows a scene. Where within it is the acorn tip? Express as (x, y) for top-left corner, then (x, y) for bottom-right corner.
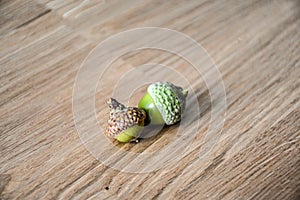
(182, 89), (188, 97)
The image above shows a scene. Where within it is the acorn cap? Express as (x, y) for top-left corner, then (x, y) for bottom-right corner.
(105, 98), (146, 141)
(147, 82), (188, 125)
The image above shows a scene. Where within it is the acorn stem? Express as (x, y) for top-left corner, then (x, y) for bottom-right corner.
(182, 89), (188, 97)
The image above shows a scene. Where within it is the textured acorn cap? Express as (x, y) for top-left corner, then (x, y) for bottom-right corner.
(147, 82), (188, 125)
(105, 98), (146, 139)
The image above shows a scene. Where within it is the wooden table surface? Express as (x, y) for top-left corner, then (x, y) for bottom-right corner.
(1, 0), (300, 199)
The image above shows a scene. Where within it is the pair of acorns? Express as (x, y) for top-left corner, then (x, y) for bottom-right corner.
(105, 82), (188, 142)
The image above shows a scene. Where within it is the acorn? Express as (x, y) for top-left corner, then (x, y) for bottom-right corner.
(138, 82), (188, 125)
(105, 98), (146, 142)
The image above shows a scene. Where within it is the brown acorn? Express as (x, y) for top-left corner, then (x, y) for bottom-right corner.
(105, 98), (146, 142)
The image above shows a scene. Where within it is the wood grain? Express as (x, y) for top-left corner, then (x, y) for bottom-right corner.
(1, 0), (299, 199)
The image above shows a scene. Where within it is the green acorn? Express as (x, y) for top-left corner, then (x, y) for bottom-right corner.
(138, 82), (188, 125)
(105, 98), (146, 142)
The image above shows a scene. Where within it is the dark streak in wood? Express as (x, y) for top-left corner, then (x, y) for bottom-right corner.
(15, 9), (52, 30)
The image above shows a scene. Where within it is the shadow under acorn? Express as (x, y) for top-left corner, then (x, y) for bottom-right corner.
(111, 123), (180, 154)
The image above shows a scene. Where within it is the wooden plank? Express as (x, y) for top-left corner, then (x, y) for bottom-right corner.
(1, 0), (299, 199)
(0, 0), (51, 36)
